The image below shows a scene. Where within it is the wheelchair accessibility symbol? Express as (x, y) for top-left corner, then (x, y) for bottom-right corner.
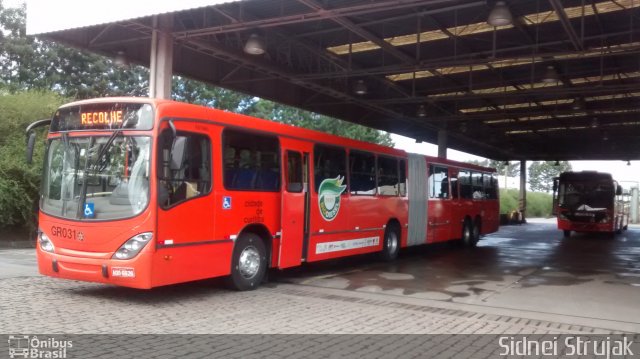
(222, 196), (232, 210)
(84, 203), (95, 218)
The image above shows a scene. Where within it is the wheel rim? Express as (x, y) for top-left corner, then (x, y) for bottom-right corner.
(238, 246), (261, 279)
(463, 224), (472, 242)
(387, 231), (398, 254)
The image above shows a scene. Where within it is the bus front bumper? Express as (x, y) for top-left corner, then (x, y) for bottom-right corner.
(37, 247), (154, 289)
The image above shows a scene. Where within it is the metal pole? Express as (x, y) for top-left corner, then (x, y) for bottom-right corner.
(149, 14), (174, 99)
(631, 186), (639, 224)
(519, 160), (527, 223)
(437, 130), (447, 159)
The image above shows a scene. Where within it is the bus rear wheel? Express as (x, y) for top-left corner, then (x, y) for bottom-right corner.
(228, 233), (267, 291)
(462, 219), (477, 247)
(563, 230), (571, 238)
(380, 224), (400, 262)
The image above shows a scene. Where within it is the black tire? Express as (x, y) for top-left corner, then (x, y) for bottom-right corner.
(462, 219), (477, 247)
(563, 230), (571, 238)
(227, 233), (267, 291)
(380, 224), (400, 262)
(473, 218), (481, 243)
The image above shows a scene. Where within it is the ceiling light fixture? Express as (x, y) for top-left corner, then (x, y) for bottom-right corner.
(487, 1), (513, 27)
(354, 80), (368, 95)
(571, 97), (585, 110)
(591, 118), (599, 128)
(417, 105), (427, 117)
(602, 131), (609, 141)
(541, 65), (559, 83)
(244, 34), (266, 55)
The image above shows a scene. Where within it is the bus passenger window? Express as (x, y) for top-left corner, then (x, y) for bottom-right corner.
(349, 151), (376, 195)
(223, 129), (280, 191)
(429, 165), (449, 199)
(450, 174), (459, 199)
(158, 131), (211, 208)
(377, 156), (399, 196)
(399, 160), (407, 196)
(459, 170), (472, 199)
(472, 172), (484, 199)
(484, 173), (498, 199)
(314, 145), (346, 193)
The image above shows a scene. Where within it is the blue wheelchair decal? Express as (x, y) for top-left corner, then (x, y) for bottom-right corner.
(84, 202), (95, 218)
(222, 196), (232, 210)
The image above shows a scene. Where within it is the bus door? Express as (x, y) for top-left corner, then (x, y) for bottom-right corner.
(155, 121), (216, 282)
(279, 138), (312, 268)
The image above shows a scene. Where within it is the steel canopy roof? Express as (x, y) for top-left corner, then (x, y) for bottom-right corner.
(28, 0), (640, 161)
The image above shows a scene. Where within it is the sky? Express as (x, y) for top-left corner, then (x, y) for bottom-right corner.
(6, 0), (639, 188)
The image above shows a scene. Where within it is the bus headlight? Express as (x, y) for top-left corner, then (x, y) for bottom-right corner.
(39, 231), (55, 253)
(113, 232), (153, 260)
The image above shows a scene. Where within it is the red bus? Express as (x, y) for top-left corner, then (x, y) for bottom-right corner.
(26, 98), (499, 290)
(552, 171), (629, 237)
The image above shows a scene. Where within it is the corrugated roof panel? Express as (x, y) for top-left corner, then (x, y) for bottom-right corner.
(27, 0), (245, 35)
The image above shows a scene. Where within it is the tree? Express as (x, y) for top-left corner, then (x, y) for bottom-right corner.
(0, 4), (394, 147)
(528, 161), (572, 192)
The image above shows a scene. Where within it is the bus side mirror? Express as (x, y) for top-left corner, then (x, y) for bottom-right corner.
(616, 185), (622, 196)
(26, 131), (37, 164)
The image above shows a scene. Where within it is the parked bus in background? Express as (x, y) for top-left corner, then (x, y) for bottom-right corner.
(26, 98), (499, 290)
(552, 171), (629, 238)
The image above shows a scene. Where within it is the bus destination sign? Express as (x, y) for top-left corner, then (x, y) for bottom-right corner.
(50, 102), (154, 132)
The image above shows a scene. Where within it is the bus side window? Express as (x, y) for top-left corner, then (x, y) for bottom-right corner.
(399, 159), (407, 197)
(472, 172), (484, 199)
(158, 130), (211, 208)
(223, 129), (280, 191)
(314, 145), (346, 193)
(450, 174), (459, 199)
(377, 156), (399, 196)
(349, 150), (376, 195)
(459, 170), (472, 199)
(428, 165), (449, 199)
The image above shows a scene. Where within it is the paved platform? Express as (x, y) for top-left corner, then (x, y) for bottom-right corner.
(1, 220), (638, 336)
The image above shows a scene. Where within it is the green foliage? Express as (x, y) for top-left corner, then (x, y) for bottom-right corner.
(0, 91), (66, 228)
(0, 4), (393, 233)
(528, 160), (572, 192)
(499, 189), (553, 217)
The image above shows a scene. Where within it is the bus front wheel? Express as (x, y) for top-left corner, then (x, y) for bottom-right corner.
(563, 230), (571, 238)
(380, 224), (400, 262)
(228, 233), (267, 291)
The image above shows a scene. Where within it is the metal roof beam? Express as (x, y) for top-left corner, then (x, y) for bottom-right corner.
(548, 0), (584, 51)
(173, 0), (454, 39)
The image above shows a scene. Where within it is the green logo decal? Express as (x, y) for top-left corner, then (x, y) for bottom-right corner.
(318, 176), (347, 221)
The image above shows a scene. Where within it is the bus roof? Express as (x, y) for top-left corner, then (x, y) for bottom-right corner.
(58, 97), (495, 173)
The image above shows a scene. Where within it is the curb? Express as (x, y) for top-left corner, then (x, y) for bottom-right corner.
(0, 241), (35, 249)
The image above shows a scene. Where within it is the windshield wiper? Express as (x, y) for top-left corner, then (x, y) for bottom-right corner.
(76, 117), (133, 219)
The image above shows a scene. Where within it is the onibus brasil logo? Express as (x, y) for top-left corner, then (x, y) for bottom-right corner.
(318, 176), (347, 221)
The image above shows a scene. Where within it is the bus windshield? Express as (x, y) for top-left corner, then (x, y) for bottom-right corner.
(559, 181), (613, 210)
(41, 135), (151, 220)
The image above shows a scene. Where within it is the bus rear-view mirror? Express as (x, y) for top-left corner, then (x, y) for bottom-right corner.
(26, 131), (36, 164)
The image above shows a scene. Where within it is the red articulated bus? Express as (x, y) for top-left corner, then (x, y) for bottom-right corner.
(552, 171), (629, 238)
(26, 98), (499, 290)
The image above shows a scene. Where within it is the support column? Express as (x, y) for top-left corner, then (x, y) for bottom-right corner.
(437, 130), (447, 159)
(149, 14), (174, 99)
(518, 160), (527, 223)
(631, 186), (639, 224)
